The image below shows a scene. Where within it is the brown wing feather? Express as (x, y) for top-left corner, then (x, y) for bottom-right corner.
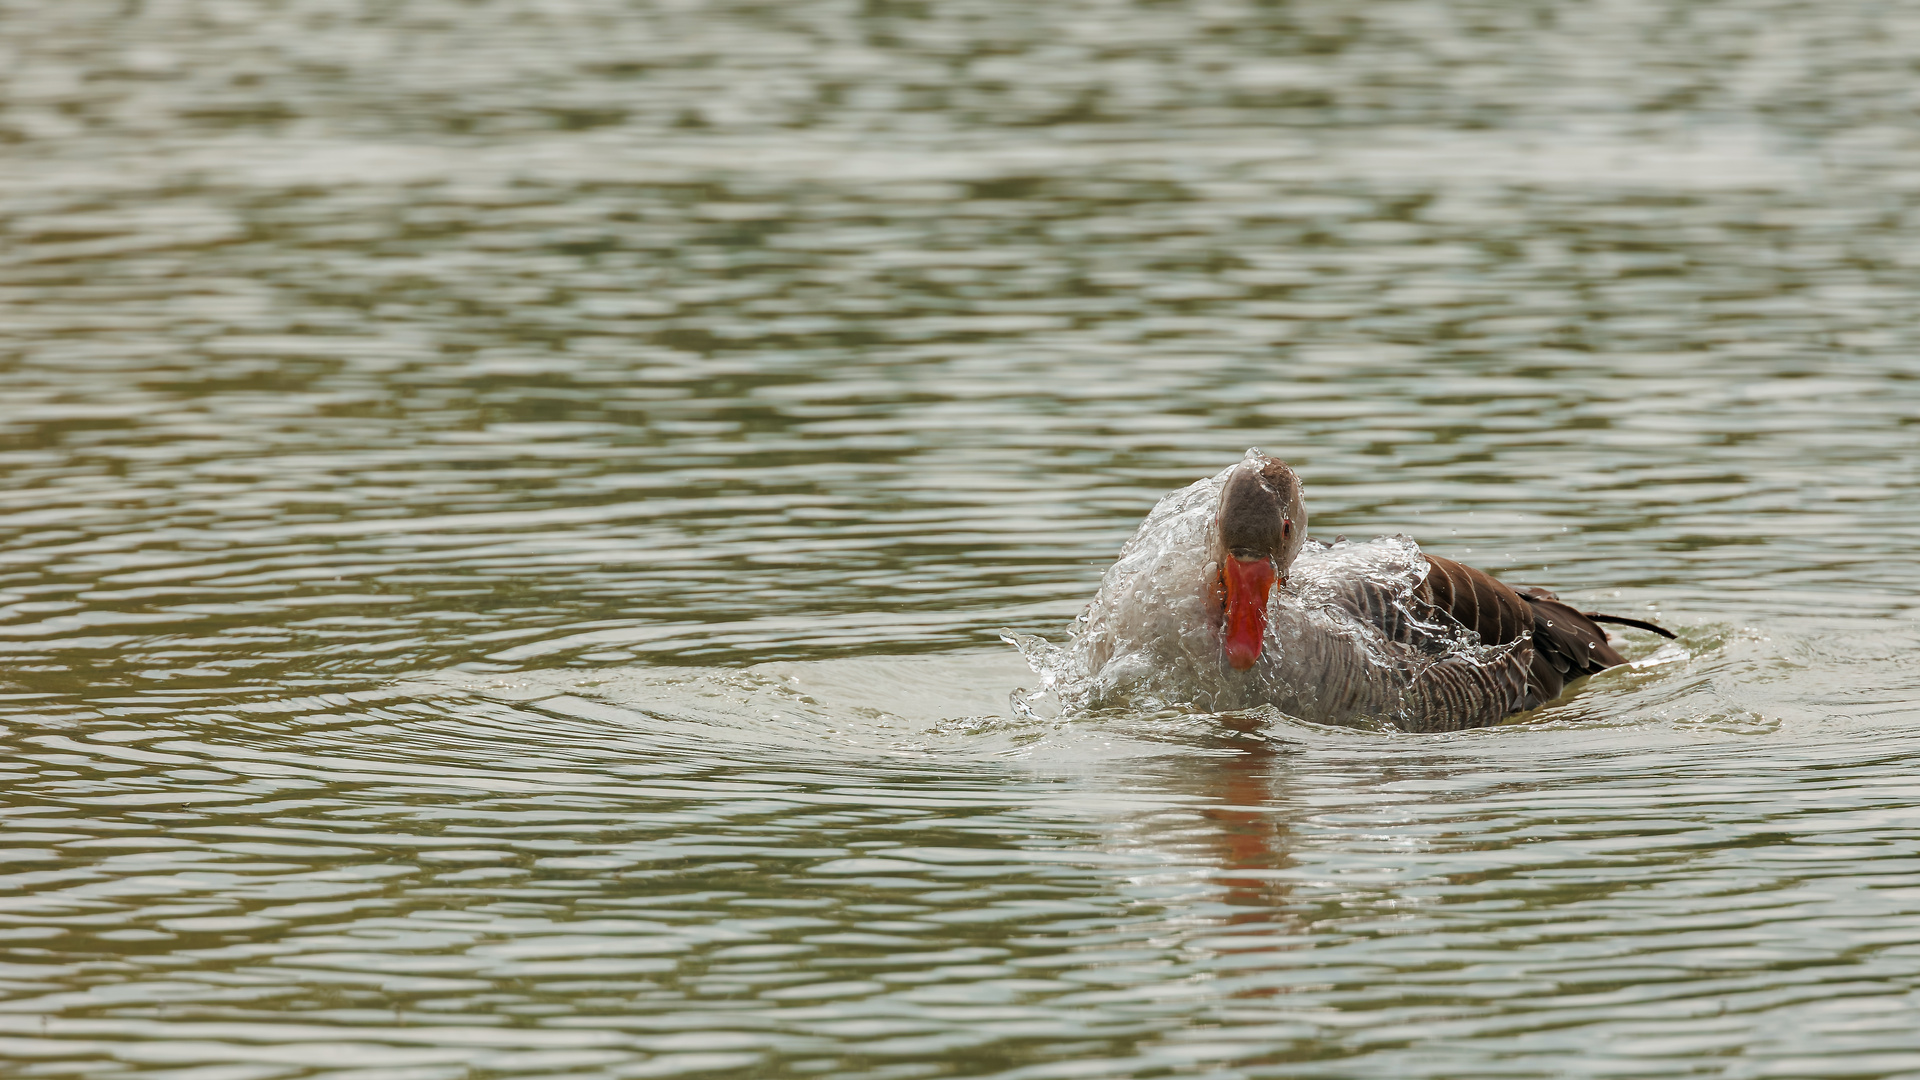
(1417, 556), (1627, 713)
(1320, 552), (1641, 727)
(1416, 555), (1530, 648)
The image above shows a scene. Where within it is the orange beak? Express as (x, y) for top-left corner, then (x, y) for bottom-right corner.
(1222, 553), (1277, 670)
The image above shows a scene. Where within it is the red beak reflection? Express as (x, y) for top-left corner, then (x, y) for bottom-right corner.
(1222, 553), (1277, 670)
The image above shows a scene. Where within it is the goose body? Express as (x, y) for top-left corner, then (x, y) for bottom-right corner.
(1042, 450), (1667, 732)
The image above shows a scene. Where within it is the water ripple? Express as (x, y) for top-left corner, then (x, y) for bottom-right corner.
(5, 0), (1920, 1075)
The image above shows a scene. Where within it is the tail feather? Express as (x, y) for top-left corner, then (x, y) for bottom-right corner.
(1514, 586), (1628, 710)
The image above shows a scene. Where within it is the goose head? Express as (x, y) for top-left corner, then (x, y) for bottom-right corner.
(1214, 451), (1307, 670)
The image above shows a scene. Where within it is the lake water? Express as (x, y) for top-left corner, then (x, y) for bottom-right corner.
(4, 1), (1920, 1077)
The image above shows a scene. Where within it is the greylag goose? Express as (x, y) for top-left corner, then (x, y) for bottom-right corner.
(1035, 450), (1672, 732)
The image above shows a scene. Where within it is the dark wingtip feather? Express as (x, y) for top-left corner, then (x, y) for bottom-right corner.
(1583, 612), (1678, 640)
